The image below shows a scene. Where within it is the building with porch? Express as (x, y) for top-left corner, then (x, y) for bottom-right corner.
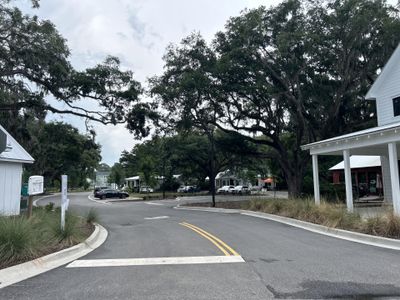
(329, 156), (383, 198)
(0, 125), (34, 215)
(302, 44), (400, 215)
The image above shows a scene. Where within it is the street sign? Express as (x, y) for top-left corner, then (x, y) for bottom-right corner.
(61, 175), (68, 231)
(27, 175), (44, 218)
(28, 176), (44, 195)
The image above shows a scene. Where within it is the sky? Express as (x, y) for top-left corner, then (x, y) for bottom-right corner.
(18, 0), (399, 166)
(17, 0), (280, 166)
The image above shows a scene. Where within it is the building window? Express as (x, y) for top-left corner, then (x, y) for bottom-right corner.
(393, 96), (400, 117)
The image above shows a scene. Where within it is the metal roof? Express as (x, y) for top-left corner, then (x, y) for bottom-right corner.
(329, 156), (381, 170)
(0, 125), (34, 164)
(301, 120), (400, 151)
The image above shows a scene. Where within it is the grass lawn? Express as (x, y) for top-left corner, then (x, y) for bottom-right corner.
(185, 198), (400, 239)
(0, 206), (97, 269)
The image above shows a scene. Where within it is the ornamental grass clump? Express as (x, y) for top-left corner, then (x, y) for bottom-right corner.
(85, 208), (99, 224)
(52, 211), (85, 246)
(0, 216), (42, 267)
(247, 198), (362, 231)
(362, 212), (400, 239)
(246, 198), (400, 239)
(0, 208), (93, 269)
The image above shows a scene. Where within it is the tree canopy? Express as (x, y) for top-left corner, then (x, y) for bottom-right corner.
(23, 121), (101, 189)
(0, 1), (154, 137)
(151, 0), (400, 197)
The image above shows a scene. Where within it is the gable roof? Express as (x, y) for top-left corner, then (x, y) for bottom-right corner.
(329, 156), (381, 171)
(0, 125), (34, 164)
(365, 43), (400, 100)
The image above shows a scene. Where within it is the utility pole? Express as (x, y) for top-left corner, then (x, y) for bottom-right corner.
(162, 135), (166, 199)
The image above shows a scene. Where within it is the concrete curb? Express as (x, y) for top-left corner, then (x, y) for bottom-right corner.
(0, 223), (108, 289)
(33, 194), (60, 207)
(175, 205), (400, 251)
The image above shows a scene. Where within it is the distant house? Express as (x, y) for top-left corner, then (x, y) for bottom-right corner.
(0, 125), (34, 215)
(330, 156), (383, 197)
(125, 175), (140, 191)
(302, 43), (400, 214)
(95, 171), (110, 187)
(125, 174), (183, 192)
(215, 169), (263, 189)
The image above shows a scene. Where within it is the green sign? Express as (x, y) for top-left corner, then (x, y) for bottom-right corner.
(21, 183), (28, 196)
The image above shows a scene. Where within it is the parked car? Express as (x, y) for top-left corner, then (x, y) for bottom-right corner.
(94, 186), (108, 194)
(139, 186), (154, 193)
(177, 186), (186, 193)
(233, 185), (250, 195)
(217, 185), (235, 194)
(177, 185), (200, 193)
(94, 189), (129, 199)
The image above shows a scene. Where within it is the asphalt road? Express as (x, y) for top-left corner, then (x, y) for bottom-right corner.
(1, 193), (400, 299)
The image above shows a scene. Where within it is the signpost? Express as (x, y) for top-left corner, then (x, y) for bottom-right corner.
(27, 175), (44, 218)
(61, 175), (69, 231)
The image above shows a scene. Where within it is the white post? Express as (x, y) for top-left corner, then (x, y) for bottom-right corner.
(343, 149), (353, 213)
(312, 154), (320, 205)
(387, 143), (400, 215)
(61, 175), (68, 231)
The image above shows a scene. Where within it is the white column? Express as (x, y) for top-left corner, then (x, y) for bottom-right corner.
(343, 149), (353, 213)
(387, 142), (400, 215)
(312, 154), (320, 205)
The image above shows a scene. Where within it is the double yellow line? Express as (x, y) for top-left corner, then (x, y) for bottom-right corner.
(180, 222), (239, 256)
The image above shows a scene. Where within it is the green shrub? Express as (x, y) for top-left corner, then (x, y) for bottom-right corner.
(45, 202), (55, 212)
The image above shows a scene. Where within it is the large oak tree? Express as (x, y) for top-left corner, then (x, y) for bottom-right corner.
(151, 0), (400, 197)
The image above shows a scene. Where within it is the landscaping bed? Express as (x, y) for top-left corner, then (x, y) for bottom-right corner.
(184, 198), (400, 239)
(0, 206), (97, 269)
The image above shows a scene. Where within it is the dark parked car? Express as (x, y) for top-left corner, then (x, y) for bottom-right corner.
(94, 186), (108, 194)
(94, 189), (129, 199)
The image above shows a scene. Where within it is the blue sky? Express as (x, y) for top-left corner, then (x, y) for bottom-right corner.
(17, 0), (398, 166)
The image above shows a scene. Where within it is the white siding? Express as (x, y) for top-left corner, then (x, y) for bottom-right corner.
(375, 64), (400, 126)
(0, 162), (22, 215)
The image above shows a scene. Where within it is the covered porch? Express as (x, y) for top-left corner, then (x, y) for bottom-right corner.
(301, 121), (400, 215)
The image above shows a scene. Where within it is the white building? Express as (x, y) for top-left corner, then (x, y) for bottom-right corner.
(302, 44), (400, 215)
(0, 125), (34, 215)
(95, 171), (110, 187)
(215, 169), (257, 189)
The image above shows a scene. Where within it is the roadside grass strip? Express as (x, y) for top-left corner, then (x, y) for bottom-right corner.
(179, 222), (240, 257)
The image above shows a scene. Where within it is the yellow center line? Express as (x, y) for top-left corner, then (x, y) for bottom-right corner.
(180, 222), (240, 256)
(180, 222), (230, 256)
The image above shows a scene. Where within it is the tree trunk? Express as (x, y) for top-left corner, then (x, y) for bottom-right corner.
(286, 174), (303, 199)
(278, 153), (305, 199)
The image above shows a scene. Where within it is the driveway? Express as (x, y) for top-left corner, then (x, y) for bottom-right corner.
(1, 192), (400, 299)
